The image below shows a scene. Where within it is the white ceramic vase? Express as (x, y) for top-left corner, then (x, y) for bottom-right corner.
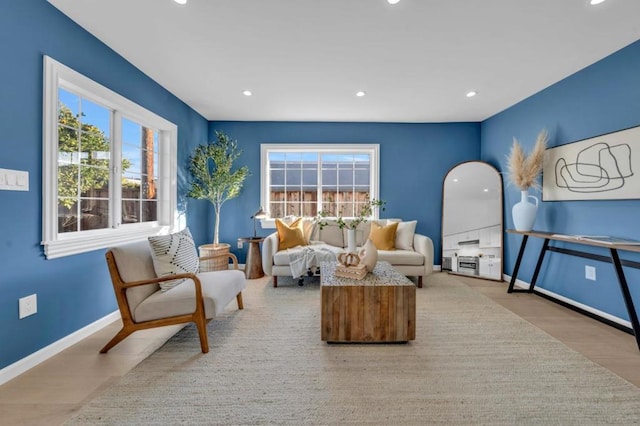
(359, 239), (378, 272)
(512, 189), (538, 231)
(347, 228), (357, 253)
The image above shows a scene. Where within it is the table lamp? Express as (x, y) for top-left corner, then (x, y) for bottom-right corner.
(251, 206), (268, 237)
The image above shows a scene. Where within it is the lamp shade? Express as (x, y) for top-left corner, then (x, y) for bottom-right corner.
(251, 206), (268, 237)
(252, 206), (268, 219)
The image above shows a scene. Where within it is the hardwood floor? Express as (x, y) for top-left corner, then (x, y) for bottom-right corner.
(459, 275), (640, 387)
(1, 274), (639, 425)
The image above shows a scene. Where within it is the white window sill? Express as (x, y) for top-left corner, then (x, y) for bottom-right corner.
(42, 225), (171, 259)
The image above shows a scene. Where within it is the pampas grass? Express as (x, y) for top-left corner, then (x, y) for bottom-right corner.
(508, 129), (548, 190)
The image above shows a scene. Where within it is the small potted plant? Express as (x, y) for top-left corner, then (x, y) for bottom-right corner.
(188, 130), (249, 268)
(316, 196), (386, 252)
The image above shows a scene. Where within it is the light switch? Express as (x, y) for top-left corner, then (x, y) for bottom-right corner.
(0, 168), (29, 191)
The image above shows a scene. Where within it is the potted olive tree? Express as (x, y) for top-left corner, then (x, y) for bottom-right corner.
(188, 130), (249, 270)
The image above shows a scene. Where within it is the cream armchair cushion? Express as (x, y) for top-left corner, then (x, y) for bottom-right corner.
(101, 238), (245, 354)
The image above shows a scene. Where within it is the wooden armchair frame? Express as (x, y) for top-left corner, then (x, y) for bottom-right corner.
(101, 250), (243, 354)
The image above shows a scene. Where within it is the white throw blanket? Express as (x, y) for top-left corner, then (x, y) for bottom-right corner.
(288, 244), (338, 279)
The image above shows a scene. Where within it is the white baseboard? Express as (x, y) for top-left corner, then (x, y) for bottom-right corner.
(433, 265), (442, 272)
(0, 311), (121, 386)
(503, 273), (631, 329)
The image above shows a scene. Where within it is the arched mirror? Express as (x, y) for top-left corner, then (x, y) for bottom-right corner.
(441, 161), (503, 281)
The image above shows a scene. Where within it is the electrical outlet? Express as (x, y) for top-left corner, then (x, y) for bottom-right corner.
(19, 294), (37, 319)
(237, 240), (243, 249)
(585, 265), (596, 281)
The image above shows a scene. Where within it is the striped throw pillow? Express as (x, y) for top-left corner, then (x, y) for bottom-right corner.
(148, 228), (200, 292)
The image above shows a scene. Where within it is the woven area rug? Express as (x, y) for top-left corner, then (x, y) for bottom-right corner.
(68, 273), (640, 425)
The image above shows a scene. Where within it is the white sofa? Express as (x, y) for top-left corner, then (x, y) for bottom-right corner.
(262, 218), (434, 288)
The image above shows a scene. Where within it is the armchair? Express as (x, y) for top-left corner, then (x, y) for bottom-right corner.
(101, 240), (245, 354)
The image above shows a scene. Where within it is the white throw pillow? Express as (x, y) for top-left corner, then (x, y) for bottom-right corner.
(318, 220), (345, 247)
(394, 220), (417, 251)
(148, 228), (199, 292)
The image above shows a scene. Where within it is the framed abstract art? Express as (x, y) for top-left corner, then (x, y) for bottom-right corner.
(542, 125), (640, 201)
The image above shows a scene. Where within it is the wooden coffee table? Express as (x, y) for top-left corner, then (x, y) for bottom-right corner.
(320, 261), (416, 343)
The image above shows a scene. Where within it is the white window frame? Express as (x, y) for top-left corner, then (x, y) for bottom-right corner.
(260, 144), (380, 228)
(42, 56), (178, 259)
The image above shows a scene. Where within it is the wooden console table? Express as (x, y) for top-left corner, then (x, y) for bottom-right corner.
(507, 229), (640, 351)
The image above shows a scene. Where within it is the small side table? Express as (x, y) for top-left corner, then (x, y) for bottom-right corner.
(238, 237), (265, 279)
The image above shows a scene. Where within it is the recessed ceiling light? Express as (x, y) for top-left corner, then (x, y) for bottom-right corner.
(174, 0), (187, 4)
(590, 0), (606, 5)
(356, 91), (366, 97)
(466, 91), (477, 98)
(242, 90), (252, 96)
(453, 178), (459, 182)
(483, 188), (489, 192)
(388, 0), (401, 4)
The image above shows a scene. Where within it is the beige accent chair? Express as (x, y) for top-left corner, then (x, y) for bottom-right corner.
(101, 240), (246, 354)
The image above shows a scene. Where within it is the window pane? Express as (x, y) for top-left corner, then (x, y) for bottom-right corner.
(141, 201), (157, 222)
(122, 178), (141, 200)
(153, 153), (159, 179)
(286, 169), (301, 186)
(119, 120), (157, 225)
(79, 98), (110, 169)
(122, 195), (158, 223)
(57, 164), (79, 201)
(287, 202), (301, 217)
(80, 199), (109, 231)
(269, 202), (285, 218)
(81, 98), (110, 133)
(80, 165), (110, 198)
(80, 131), (110, 165)
(322, 169), (337, 187)
(302, 191), (317, 202)
(301, 203), (316, 217)
(141, 176), (157, 200)
(285, 190), (301, 202)
(122, 199), (139, 224)
(338, 170), (354, 186)
(302, 170), (317, 186)
(271, 169), (285, 186)
(270, 190), (284, 202)
(58, 88), (79, 120)
(58, 126), (79, 156)
(58, 199), (78, 233)
(122, 117), (142, 146)
(269, 152), (286, 163)
(122, 144), (141, 174)
(285, 152), (302, 163)
(354, 170), (369, 185)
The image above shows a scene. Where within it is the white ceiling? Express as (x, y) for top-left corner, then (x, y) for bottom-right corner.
(48, 0), (640, 123)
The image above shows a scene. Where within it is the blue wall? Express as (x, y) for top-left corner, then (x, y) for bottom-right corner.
(481, 39), (640, 322)
(6, 0), (637, 376)
(0, 1), (209, 369)
(206, 121), (480, 261)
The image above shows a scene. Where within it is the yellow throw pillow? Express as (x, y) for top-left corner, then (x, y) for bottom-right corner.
(369, 221), (399, 250)
(276, 218), (307, 250)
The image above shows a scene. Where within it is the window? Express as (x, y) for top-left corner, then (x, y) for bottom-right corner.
(260, 144), (380, 222)
(42, 56), (178, 259)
